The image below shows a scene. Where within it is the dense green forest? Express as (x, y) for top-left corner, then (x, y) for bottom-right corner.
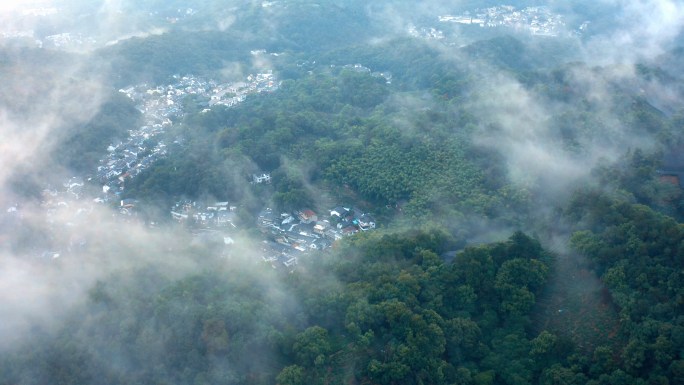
(0, 231), (557, 384)
(1, 1), (684, 384)
(96, 23), (684, 385)
(125, 66), (512, 226)
(3, 220), (680, 384)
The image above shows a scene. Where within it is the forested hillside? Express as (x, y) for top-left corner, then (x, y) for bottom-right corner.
(0, 1), (683, 384)
(1, 231), (558, 384)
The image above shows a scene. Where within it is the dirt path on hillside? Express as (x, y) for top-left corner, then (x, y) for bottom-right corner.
(532, 234), (621, 352)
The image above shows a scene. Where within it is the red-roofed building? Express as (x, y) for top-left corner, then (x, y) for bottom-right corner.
(298, 209), (318, 224)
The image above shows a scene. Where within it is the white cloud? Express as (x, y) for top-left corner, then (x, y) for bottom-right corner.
(584, 0), (684, 64)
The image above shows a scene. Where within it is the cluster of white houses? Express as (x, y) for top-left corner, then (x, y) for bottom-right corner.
(166, 200), (376, 270)
(97, 72), (280, 200)
(257, 206), (376, 270)
(171, 200), (238, 228)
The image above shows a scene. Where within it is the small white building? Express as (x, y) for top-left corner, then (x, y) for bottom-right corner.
(253, 173), (271, 184)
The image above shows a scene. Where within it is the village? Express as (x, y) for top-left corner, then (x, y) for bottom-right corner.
(14, 69), (277, 258)
(168, 193), (377, 271)
(17, 66), (379, 269)
(439, 5), (572, 37)
(97, 71), (278, 202)
(256, 205), (376, 268)
(407, 24), (445, 41)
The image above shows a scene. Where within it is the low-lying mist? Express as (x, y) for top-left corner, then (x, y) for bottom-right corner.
(0, 0), (682, 383)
